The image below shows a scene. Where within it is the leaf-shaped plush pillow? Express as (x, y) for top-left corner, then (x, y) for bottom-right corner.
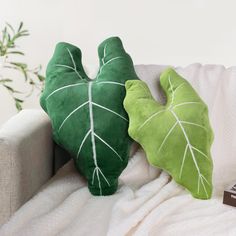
(124, 68), (214, 199)
(40, 37), (139, 196)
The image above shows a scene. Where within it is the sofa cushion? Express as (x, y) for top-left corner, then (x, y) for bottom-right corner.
(124, 68), (214, 199)
(40, 37), (139, 196)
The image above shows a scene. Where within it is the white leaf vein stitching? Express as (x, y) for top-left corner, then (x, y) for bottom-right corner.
(94, 133), (123, 161)
(92, 102), (128, 121)
(55, 48), (83, 80)
(96, 81), (125, 87)
(46, 82), (86, 100)
(59, 101), (89, 131)
(138, 110), (165, 131)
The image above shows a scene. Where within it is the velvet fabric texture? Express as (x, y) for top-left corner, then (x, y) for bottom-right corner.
(40, 37), (139, 195)
(124, 68), (214, 199)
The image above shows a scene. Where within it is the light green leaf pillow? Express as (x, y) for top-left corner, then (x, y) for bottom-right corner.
(40, 37), (139, 196)
(124, 68), (214, 199)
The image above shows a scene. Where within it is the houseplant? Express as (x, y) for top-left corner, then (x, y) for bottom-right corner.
(0, 22), (44, 110)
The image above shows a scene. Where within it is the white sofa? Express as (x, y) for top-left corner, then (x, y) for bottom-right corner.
(0, 110), (53, 226)
(0, 64), (236, 235)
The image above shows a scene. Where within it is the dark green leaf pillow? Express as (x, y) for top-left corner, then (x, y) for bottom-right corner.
(40, 37), (139, 196)
(124, 68), (214, 199)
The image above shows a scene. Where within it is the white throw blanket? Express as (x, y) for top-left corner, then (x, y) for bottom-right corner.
(1, 64), (236, 235)
(0, 150), (235, 236)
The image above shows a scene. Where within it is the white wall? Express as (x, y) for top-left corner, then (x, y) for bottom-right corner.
(1, 0), (236, 125)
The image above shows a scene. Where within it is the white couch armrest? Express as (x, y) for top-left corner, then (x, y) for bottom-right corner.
(0, 109), (53, 226)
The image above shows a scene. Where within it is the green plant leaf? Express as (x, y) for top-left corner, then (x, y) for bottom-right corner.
(8, 51), (24, 55)
(3, 84), (22, 93)
(17, 22), (23, 32)
(37, 74), (45, 82)
(3, 84), (14, 92)
(6, 22), (15, 34)
(12, 30), (29, 41)
(124, 68), (214, 199)
(2, 27), (8, 47)
(15, 99), (23, 111)
(0, 79), (13, 83)
(10, 62), (28, 80)
(15, 97), (24, 102)
(10, 62), (27, 69)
